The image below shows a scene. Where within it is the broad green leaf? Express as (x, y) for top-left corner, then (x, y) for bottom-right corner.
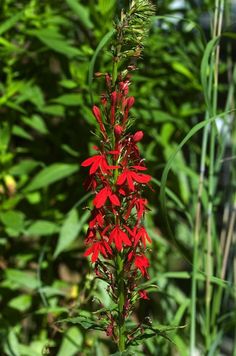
(40, 105), (65, 116)
(65, 0), (93, 29)
(28, 29), (81, 58)
(59, 79), (77, 89)
(97, 0), (116, 14)
(22, 115), (48, 134)
(8, 294), (32, 312)
(54, 209), (90, 258)
(23, 163), (79, 192)
(172, 61), (195, 80)
(12, 125), (33, 140)
(26, 220), (58, 236)
(10, 159), (41, 176)
(0, 211), (25, 237)
(5, 269), (40, 290)
(57, 315), (104, 330)
(4, 329), (20, 356)
(57, 327), (83, 356)
(52, 94), (82, 106)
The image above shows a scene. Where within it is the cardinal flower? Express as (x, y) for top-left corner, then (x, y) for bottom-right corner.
(82, 154), (118, 175)
(84, 240), (112, 263)
(134, 226), (152, 247)
(117, 168), (151, 191)
(109, 225), (132, 251)
(93, 186), (120, 208)
(134, 254), (150, 277)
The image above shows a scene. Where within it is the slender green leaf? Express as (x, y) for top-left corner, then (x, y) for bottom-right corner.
(23, 163), (79, 192)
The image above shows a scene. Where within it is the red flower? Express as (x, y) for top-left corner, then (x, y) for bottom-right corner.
(84, 240), (112, 262)
(134, 226), (151, 247)
(134, 254), (150, 277)
(89, 210), (104, 229)
(81, 154), (117, 175)
(117, 168), (151, 191)
(138, 290), (149, 300)
(125, 197), (148, 221)
(93, 186), (120, 208)
(109, 225), (132, 251)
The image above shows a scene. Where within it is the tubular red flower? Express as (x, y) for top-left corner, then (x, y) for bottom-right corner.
(93, 186), (120, 208)
(134, 254), (150, 277)
(109, 225), (132, 251)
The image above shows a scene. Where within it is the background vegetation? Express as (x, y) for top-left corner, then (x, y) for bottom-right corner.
(0, 0), (235, 355)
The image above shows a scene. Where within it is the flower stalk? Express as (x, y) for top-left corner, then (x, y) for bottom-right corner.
(81, 1), (155, 351)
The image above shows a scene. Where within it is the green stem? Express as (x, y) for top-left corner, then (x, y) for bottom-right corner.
(117, 253), (126, 352)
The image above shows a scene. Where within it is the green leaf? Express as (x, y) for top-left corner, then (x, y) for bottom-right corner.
(4, 329), (20, 356)
(22, 115), (48, 134)
(0, 11), (23, 35)
(8, 294), (32, 312)
(57, 315), (104, 330)
(0, 122), (11, 153)
(88, 29), (115, 103)
(10, 160), (41, 176)
(200, 36), (220, 111)
(97, 0), (116, 14)
(5, 269), (40, 290)
(65, 0), (93, 29)
(172, 61), (194, 80)
(28, 29), (81, 58)
(26, 220), (58, 236)
(57, 327), (83, 356)
(59, 79), (77, 89)
(54, 209), (90, 258)
(23, 163), (79, 192)
(12, 125), (33, 140)
(52, 94), (82, 106)
(0, 211), (25, 237)
(40, 105), (65, 116)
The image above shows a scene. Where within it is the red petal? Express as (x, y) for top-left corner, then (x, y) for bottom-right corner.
(90, 157), (101, 174)
(109, 194), (120, 206)
(117, 172), (127, 185)
(93, 187), (108, 208)
(132, 172), (151, 184)
(81, 155), (98, 167)
(132, 165), (147, 171)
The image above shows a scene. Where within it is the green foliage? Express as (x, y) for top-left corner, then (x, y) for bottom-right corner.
(0, 0), (235, 355)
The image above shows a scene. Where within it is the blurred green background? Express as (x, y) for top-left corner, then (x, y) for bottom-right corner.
(0, 0), (236, 355)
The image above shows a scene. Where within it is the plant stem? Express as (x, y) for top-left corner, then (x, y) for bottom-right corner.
(117, 253), (126, 351)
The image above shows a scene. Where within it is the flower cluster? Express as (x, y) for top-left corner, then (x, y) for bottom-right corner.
(81, 71), (152, 332)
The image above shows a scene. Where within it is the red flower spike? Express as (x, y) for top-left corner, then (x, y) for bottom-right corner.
(82, 65), (153, 342)
(109, 226), (132, 251)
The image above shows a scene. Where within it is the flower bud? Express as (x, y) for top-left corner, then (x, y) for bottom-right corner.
(114, 125), (123, 137)
(133, 131), (144, 142)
